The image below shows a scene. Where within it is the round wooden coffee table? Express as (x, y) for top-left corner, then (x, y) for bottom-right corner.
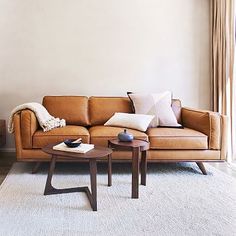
(42, 143), (113, 211)
(108, 139), (149, 199)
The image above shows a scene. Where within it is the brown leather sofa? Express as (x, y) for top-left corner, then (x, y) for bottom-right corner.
(13, 96), (228, 174)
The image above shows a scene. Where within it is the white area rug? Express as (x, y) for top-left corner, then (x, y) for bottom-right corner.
(0, 162), (236, 236)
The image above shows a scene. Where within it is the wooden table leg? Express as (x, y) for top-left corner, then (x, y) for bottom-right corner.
(44, 155), (100, 211)
(44, 155), (57, 195)
(89, 159), (97, 211)
(132, 147), (140, 199)
(108, 154), (112, 186)
(141, 151), (147, 186)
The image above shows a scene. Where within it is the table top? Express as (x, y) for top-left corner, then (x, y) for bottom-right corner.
(42, 143), (113, 159)
(108, 139), (149, 151)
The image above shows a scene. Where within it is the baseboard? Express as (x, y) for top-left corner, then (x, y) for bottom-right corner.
(0, 148), (16, 153)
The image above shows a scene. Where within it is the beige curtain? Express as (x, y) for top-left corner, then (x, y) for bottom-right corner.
(211, 0), (235, 161)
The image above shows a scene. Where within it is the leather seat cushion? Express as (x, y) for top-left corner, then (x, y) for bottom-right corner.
(89, 126), (148, 146)
(147, 127), (208, 150)
(33, 125), (90, 148)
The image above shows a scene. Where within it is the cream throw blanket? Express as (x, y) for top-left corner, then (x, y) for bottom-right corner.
(8, 102), (66, 133)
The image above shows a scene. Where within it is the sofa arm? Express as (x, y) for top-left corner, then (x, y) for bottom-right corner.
(13, 113), (23, 158)
(181, 108), (227, 155)
(17, 110), (39, 149)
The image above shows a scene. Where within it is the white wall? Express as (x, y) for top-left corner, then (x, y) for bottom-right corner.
(0, 0), (210, 149)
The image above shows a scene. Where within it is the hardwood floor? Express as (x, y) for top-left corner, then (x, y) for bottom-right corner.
(0, 152), (16, 184)
(0, 151), (236, 185)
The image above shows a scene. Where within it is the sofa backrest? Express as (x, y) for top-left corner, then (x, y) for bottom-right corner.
(42, 96), (182, 126)
(89, 97), (133, 125)
(172, 99), (182, 124)
(43, 96), (90, 126)
(89, 96), (182, 125)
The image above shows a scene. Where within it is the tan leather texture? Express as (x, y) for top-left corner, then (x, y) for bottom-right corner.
(13, 114), (23, 158)
(171, 99), (182, 124)
(220, 115), (228, 160)
(182, 108), (210, 135)
(89, 97), (133, 125)
(33, 125), (90, 148)
(209, 112), (221, 149)
(43, 96), (90, 126)
(21, 110), (39, 149)
(147, 127), (208, 150)
(13, 96), (227, 163)
(16, 148), (220, 161)
(21, 149), (50, 159)
(146, 150), (221, 160)
(182, 107), (222, 150)
(89, 126), (148, 146)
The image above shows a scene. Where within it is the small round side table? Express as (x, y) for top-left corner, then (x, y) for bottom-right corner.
(108, 139), (149, 199)
(42, 143), (113, 211)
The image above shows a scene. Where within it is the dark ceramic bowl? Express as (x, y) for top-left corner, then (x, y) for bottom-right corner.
(64, 139), (82, 148)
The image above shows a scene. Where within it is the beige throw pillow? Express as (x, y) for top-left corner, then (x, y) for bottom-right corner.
(128, 91), (181, 127)
(104, 113), (155, 132)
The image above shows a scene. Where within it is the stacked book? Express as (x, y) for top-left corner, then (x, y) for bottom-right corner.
(53, 142), (94, 154)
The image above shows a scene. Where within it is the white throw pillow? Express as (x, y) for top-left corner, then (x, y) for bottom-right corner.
(128, 91), (181, 127)
(104, 113), (155, 132)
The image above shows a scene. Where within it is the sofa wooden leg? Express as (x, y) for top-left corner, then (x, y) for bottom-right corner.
(32, 162), (42, 174)
(196, 162), (207, 175)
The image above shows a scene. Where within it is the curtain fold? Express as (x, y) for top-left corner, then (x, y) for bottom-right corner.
(210, 0), (235, 161)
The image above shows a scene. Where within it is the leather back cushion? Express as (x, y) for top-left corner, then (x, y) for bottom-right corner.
(89, 97), (133, 125)
(89, 97), (182, 125)
(43, 96), (90, 126)
(42, 96), (181, 126)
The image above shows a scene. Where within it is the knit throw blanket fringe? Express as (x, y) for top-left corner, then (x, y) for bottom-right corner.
(8, 102), (66, 133)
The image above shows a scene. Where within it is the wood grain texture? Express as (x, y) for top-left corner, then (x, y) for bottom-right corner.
(0, 152), (15, 184)
(0, 120), (6, 147)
